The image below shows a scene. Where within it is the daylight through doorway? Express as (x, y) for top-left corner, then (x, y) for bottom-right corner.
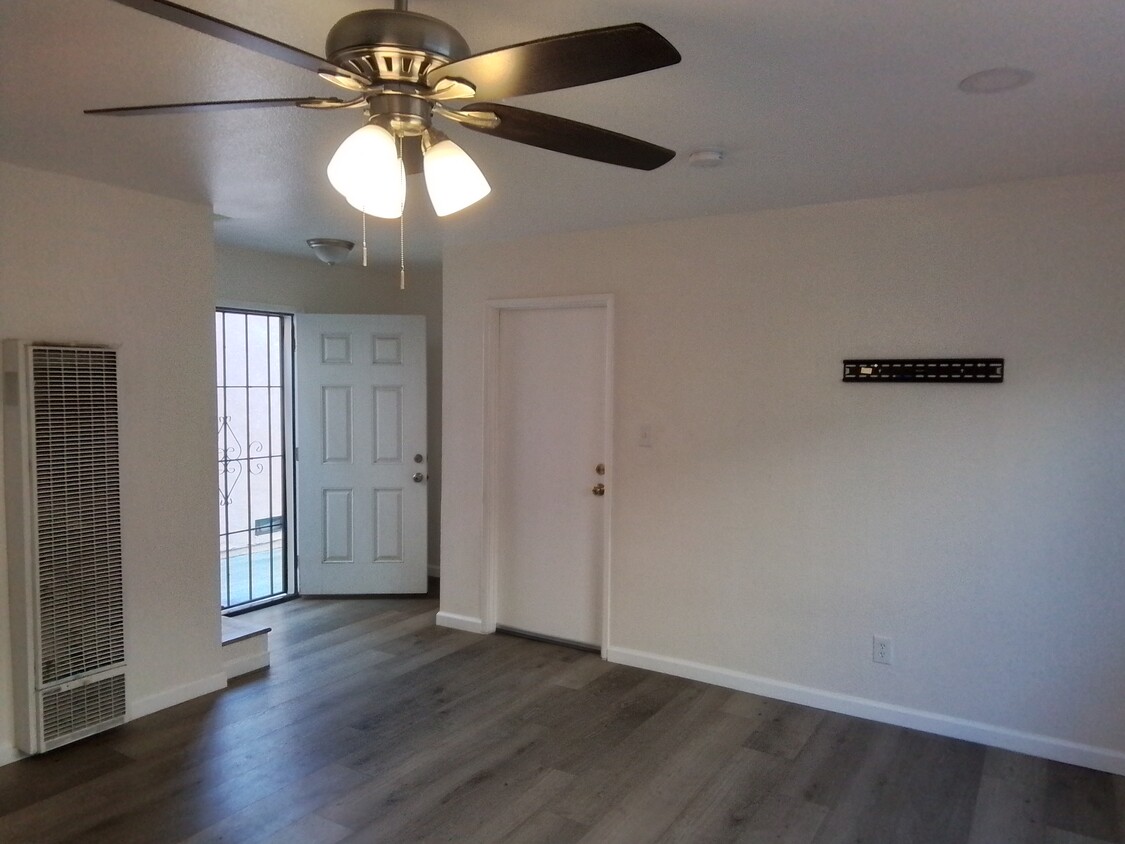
(216, 309), (294, 610)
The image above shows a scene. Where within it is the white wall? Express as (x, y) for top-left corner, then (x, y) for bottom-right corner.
(215, 246), (444, 574)
(440, 172), (1125, 774)
(0, 163), (225, 762)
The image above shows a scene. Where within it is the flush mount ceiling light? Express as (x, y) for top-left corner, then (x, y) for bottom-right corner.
(958, 67), (1035, 94)
(307, 238), (355, 265)
(85, 0), (683, 221)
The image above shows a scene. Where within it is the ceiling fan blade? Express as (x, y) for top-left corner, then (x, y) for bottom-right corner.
(425, 23), (680, 100)
(105, 0), (369, 87)
(85, 97), (350, 116)
(454, 103), (674, 170)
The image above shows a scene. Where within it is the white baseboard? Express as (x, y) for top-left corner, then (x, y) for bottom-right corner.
(0, 744), (25, 768)
(128, 671), (228, 721)
(607, 646), (1125, 777)
(436, 611), (485, 634)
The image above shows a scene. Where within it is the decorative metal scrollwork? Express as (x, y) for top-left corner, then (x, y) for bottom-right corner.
(218, 416), (268, 505)
(218, 416), (242, 506)
(248, 438), (266, 477)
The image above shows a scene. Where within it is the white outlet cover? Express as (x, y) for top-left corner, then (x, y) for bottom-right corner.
(873, 636), (894, 665)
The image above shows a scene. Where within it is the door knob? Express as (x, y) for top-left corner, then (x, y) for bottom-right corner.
(592, 483), (606, 496)
(412, 472), (425, 483)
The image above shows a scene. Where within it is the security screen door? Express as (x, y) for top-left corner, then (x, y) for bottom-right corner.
(216, 309), (294, 610)
(295, 314), (428, 594)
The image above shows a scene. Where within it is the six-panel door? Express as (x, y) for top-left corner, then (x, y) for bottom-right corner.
(296, 314), (428, 594)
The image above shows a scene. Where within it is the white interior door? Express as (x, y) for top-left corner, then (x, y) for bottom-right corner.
(494, 300), (611, 647)
(296, 314), (427, 594)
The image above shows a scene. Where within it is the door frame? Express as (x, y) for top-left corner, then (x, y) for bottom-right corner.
(482, 294), (615, 657)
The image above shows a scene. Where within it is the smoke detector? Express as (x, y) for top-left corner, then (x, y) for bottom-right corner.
(689, 149), (725, 168)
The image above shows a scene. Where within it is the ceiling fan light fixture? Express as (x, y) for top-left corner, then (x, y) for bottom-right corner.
(422, 131), (491, 217)
(327, 123), (405, 218)
(342, 180), (405, 218)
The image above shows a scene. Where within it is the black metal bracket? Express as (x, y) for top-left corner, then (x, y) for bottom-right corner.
(842, 359), (1003, 383)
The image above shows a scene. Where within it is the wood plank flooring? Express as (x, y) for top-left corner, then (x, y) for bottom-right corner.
(1, 588), (1122, 843)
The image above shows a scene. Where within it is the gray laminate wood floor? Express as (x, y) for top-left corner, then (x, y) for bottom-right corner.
(1, 588), (1121, 843)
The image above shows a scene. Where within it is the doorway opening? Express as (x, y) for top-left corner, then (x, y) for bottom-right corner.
(216, 309), (296, 611)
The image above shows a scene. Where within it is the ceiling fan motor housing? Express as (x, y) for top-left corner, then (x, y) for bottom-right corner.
(326, 11), (471, 135)
(327, 11), (470, 83)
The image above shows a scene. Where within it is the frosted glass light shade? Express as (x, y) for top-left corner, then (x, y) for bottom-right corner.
(327, 124), (405, 219)
(423, 138), (491, 216)
(342, 168), (404, 218)
(306, 238), (354, 266)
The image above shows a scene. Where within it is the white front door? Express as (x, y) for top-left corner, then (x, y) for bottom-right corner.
(296, 314), (428, 594)
(492, 298), (612, 647)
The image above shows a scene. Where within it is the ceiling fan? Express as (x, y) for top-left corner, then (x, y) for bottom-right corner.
(87, 0), (682, 218)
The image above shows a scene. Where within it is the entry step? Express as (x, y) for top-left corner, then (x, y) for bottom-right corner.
(221, 616), (271, 679)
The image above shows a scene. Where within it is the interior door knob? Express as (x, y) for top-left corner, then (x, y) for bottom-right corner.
(413, 472), (425, 483)
(592, 483), (605, 496)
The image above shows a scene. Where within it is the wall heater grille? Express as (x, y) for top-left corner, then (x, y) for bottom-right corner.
(41, 673), (127, 746)
(4, 341), (127, 754)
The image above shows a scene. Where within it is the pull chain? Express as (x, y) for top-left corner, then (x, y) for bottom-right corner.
(361, 208), (368, 267)
(397, 135), (406, 290)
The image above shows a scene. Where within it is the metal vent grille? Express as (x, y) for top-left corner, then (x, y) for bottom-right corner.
(28, 346), (126, 745)
(40, 672), (126, 748)
(339, 48), (442, 84)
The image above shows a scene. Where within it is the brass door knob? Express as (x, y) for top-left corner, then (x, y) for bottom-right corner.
(592, 483), (606, 496)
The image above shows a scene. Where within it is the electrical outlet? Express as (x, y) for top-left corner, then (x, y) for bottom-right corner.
(872, 636), (894, 665)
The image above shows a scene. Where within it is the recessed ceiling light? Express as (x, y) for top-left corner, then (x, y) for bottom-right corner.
(958, 67), (1034, 94)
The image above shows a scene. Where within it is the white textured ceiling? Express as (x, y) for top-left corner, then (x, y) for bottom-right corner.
(3, 0), (1125, 267)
